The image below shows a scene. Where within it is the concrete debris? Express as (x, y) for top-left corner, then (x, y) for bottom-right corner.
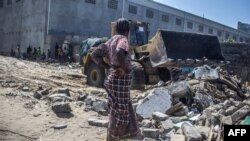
(142, 128), (160, 139)
(22, 87), (30, 92)
(224, 106), (237, 116)
(170, 134), (185, 141)
(136, 88), (172, 119)
(141, 119), (153, 128)
(181, 123), (202, 141)
(88, 118), (108, 127)
(40, 89), (49, 95)
(166, 102), (183, 115)
(161, 119), (174, 133)
(196, 126), (210, 140)
(52, 102), (72, 113)
(92, 101), (107, 113)
(85, 96), (96, 106)
(56, 88), (70, 96)
(231, 105), (250, 124)
(52, 124), (67, 129)
(33, 91), (43, 100)
(152, 112), (168, 121)
(168, 81), (190, 98)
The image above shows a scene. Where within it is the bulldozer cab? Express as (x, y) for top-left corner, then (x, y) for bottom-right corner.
(111, 20), (149, 51)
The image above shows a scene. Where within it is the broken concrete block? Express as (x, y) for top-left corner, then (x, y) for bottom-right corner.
(166, 102), (183, 115)
(181, 123), (202, 141)
(194, 92), (213, 109)
(141, 119), (153, 128)
(223, 100), (232, 109)
(142, 128), (160, 139)
(22, 87), (30, 92)
(33, 91), (42, 100)
(40, 89), (49, 95)
(222, 116), (233, 125)
(52, 124), (67, 129)
(57, 88), (70, 96)
(49, 93), (72, 102)
(161, 119), (174, 133)
(170, 134), (185, 141)
(85, 96), (96, 106)
(136, 88), (172, 119)
(231, 105), (250, 123)
(92, 101), (107, 112)
(169, 81), (190, 98)
(52, 102), (72, 113)
(88, 118), (108, 127)
(225, 106), (237, 116)
(173, 106), (189, 116)
(196, 126), (210, 140)
(152, 112), (168, 121)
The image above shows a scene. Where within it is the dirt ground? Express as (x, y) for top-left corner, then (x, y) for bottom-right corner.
(0, 55), (114, 141)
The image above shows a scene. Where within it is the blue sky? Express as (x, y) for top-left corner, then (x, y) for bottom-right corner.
(153, 0), (250, 29)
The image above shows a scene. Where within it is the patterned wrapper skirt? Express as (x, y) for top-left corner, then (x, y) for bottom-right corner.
(104, 73), (143, 141)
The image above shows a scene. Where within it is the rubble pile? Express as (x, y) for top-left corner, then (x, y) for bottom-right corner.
(132, 65), (250, 140)
(87, 64), (250, 140)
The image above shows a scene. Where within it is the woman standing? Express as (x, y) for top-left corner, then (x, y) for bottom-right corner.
(90, 18), (143, 141)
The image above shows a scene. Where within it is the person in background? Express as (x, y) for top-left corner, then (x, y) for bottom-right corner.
(37, 47), (41, 59)
(33, 47), (37, 60)
(55, 43), (59, 60)
(57, 46), (64, 64)
(27, 45), (32, 59)
(47, 49), (52, 60)
(11, 47), (15, 57)
(40, 52), (46, 61)
(16, 44), (21, 58)
(90, 18), (144, 141)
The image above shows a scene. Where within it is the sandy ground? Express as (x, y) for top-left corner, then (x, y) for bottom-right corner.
(0, 55), (111, 141)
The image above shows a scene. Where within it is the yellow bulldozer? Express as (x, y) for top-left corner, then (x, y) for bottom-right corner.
(80, 20), (224, 88)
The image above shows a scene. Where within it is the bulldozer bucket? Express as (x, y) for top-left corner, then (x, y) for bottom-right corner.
(148, 30), (224, 67)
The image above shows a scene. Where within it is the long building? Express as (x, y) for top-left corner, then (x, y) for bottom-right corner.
(0, 0), (250, 55)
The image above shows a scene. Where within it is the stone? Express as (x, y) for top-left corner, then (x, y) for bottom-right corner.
(22, 87), (29, 92)
(224, 106), (237, 116)
(78, 93), (87, 101)
(231, 105), (250, 123)
(222, 116), (233, 125)
(166, 102), (183, 115)
(75, 101), (85, 107)
(92, 101), (107, 112)
(141, 119), (153, 128)
(88, 118), (108, 127)
(196, 126), (210, 140)
(168, 81), (190, 98)
(170, 134), (185, 141)
(85, 96), (96, 106)
(173, 106), (189, 116)
(52, 124), (67, 129)
(136, 88), (172, 119)
(52, 102), (72, 113)
(40, 89), (49, 95)
(49, 93), (72, 102)
(181, 123), (202, 141)
(33, 91), (42, 100)
(233, 101), (246, 109)
(171, 116), (189, 124)
(91, 90), (101, 95)
(142, 128), (160, 139)
(57, 88), (70, 96)
(161, 119), (174, 133)
(194, 92), (213, 110)
(152, 112), (168, 121)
